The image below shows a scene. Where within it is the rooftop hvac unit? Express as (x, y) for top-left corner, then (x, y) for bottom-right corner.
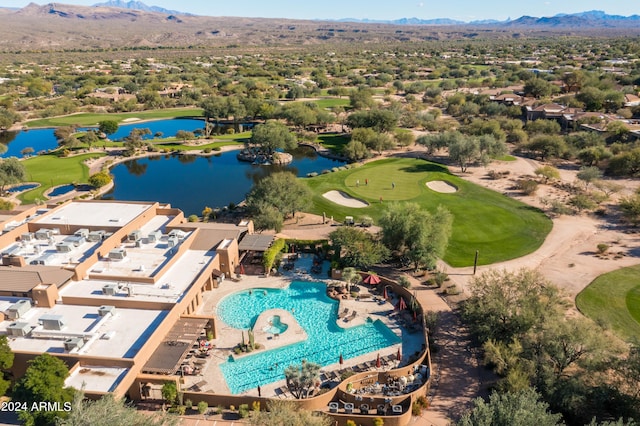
(108, 248), (127, 261)
(63, 338), (84, 352)
(98, 305), (116, 317)
(39, 314), (65, 330)
(128, 230), (142, 242)
(21, 232), (35, 242)
(55, 242), (74, 253)
(101, 331), (116, 340)
(168, 229), (187, 240)
(392, 405), (402, 414)
(74, 229), (89, 238)
(64, 235), (86, 247)
(7, 300), (32, 320)
(86, 230), (105, 242)
(102, 284), (118, 296)
(344, 403), (354, 414)
(35, 229), (52, 240)
(7, 322), (31, 337)
(50, 228), (61, 235)
(147, 230), (162, 243)
(167, 236), (179, 248)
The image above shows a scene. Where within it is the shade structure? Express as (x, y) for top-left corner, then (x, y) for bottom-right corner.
(396, 347), (402, 362)
(376, 353), (381, 368)
(362, 273), (381, 285)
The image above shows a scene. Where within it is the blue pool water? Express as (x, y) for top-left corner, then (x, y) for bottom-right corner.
(217, 281), (401, 394)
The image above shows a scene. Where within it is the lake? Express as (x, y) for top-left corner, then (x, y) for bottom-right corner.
(102, 147), (345, 214)
(0, 118), (211, 158)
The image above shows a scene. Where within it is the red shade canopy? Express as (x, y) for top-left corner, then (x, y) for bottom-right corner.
(363, 273), (381, 285)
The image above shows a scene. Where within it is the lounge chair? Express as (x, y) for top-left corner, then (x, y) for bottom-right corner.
(345, 311), (357, 322)
(275, 386), (289, 398)
(338, 308), (350, 319)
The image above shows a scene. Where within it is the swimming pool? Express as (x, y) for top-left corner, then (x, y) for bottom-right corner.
(217, 281), (401, 394)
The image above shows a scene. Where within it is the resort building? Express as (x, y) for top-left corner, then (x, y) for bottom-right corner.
(0, 200), (431, 426)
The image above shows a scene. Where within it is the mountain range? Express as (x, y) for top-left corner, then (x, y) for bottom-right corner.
(337, 10), (640, 28)
(92, 0), (189, 16)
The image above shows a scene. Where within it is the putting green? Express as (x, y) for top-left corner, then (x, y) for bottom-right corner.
(576, 265), (640, 343)
(305, 157), (552, 267)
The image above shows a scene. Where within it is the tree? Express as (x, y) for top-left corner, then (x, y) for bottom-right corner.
(123, 128), (151, 154)
(249, 400), (332, 426)
(0, 157), (27, 193)
(284, 360), (321, 399)
(98, 120), (118, 137)
(394, 129), (415, 147)
(13, 353), (75, 426)
(343, 139), (370, 161)
(619, 193), (640, 225)
(576, 166), (602, 190)
(458, 388), (564, 426)
(342, 267), (359, 292)
(379, 203), (453, 270)
(0, 107), (19, 130)
(80, 130), (99, 147)
(346, 109), (398, 133)
(449, 133), (480, 172)
(523, 135), (567, 161)
(349, 86), (375, 110)
(88, 172), (112, 188)
(175, 130), (195, 141)
(246, 172), (312, 226)
(161, 381), (178, 406)
(60, 392), (178, 426)
(250, 121), (297, 155)
(461, 268), (564, 344)
(329, 227), (389, 269)
(20, 147), (34, 157)
(523, 77), (559, 98)
(0, 336), (14, 396)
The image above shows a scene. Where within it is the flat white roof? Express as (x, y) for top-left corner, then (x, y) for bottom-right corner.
(65, 366), (129, 393)
(0, 302), (167, 359)
(61, 250), (216, 303)
(0, 235), (101, 267)
(90, 230), (192, 280)
(35, 202), (154, 228)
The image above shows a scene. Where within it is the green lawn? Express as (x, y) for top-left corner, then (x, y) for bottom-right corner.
(304, 157), (552, 267)
(317, 134), (349, 153)
(312, 98), (351, 109)
(24, 108), (204, 128)
(20, 153), (105, 203)
(576, 265), (640, 343)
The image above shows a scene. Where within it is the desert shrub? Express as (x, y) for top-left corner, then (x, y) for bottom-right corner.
(597, 243), (609, 254)
(187, 214), (199, 222)
(516, 179), (538, 195)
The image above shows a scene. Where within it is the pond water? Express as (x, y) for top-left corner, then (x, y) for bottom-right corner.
(0, 118), (213, 158)
(102, 146), (345, 215)
(48, 184), (76, 197)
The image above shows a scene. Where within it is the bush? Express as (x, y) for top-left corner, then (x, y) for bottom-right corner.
(203, 148), (212, 153)
(398, 276), (411, 289)
(185, 399), (192, 409)
(373, 418), (385, 426)
(238, 404), (249, 418)
(434, 271), (448, 287)
(187, 214), (199, 222)
(88, 171), (112, 188)
(597, 243), (609, 254)
(411, 401), (423, 416)
(197, 401), (208, 415)
(516, 179), (538, 195)
(0, 199), (15, 211)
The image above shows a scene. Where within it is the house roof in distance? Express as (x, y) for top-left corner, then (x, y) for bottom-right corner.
(0, 266), (73, 293)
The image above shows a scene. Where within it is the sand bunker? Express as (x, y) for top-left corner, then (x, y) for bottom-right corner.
(322, 190), (369, 208)
(426, 180), (458, 193)
(122, 118), (140, 122)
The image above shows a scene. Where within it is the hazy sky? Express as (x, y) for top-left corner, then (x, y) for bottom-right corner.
(2, 1), (639, 21)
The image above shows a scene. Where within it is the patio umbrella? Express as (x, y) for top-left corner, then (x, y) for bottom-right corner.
(376, 353), (381, 368)
(397, 297), (407, 311)
(339, 353), (344, 366)
(363, 273), (381, 285)
(396, 347), (402, 362)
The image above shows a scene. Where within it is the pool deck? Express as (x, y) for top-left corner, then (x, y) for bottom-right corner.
(184, 272), (424, 397)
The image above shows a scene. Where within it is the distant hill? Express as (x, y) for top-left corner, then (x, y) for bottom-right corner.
(339, 10), (640, 28)
(92, 0), (190, 16)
